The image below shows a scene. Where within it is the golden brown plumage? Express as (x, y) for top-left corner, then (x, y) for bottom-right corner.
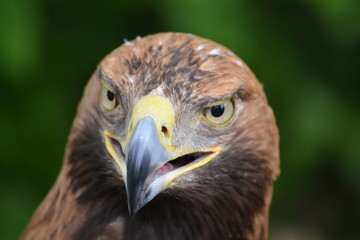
(22, 33), (279, 240)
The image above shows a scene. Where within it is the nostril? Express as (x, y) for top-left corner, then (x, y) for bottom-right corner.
(161, 126), (169, 136)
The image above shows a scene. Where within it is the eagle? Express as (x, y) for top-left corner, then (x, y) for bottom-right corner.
(21, 33), (279, 240)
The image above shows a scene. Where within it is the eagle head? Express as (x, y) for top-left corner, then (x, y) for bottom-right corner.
(22, 33), (279, 240)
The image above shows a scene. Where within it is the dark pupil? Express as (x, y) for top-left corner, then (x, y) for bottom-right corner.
(211, 104), (225, 117)
(107, 91), (115, 101)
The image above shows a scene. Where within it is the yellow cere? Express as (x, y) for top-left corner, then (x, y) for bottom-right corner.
(126, 96), (175, 150)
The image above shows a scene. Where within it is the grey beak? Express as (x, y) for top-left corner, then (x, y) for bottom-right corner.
(125, 117), (169, 216)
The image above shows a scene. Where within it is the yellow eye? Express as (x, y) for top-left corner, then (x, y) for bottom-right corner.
(100, 86), (118, 110)
(203, 98), (235, 126)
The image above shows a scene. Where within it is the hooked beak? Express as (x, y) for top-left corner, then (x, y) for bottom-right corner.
(104, 96), (220, 216)
(125, 117), (169, 215)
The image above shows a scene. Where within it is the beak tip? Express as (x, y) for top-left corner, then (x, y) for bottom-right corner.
(128, 208), (135, 218)
(126, 189), (142, 217)
(128, 202), (140, 217)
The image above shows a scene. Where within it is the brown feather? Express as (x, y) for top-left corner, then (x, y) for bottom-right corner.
(21, 33), (279, 240)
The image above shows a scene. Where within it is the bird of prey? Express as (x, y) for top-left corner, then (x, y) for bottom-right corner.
(21, 33), (279, 240)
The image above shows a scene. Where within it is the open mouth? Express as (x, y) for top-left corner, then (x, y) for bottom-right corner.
(109, 134), (212, 176)
(105, 129), (221, 214)
(105, 130), (220, 195)
(156, 152), (212, 176)
(106, 132), (214, 179)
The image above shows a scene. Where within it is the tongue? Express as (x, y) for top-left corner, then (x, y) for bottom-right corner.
(158, 163), (174, 175)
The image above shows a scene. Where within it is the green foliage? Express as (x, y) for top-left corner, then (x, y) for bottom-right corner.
(0, 0), (359, 239)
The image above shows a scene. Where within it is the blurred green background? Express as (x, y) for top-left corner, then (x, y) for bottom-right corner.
(1, 0), (359, 239)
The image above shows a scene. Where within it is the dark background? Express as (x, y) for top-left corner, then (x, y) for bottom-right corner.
(1, 0), (359, 239)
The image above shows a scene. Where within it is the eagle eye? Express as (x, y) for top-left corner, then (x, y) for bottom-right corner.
(203, 98), (235, 126)
(107, 91), (115, 101)
(211, 104), (225, 117)
(100, 86), (118, 110)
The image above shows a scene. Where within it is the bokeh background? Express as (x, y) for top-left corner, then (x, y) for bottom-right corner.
(1, 0), (359, 239)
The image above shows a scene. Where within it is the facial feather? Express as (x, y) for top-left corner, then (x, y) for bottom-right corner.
(21, 33), (279, 240)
